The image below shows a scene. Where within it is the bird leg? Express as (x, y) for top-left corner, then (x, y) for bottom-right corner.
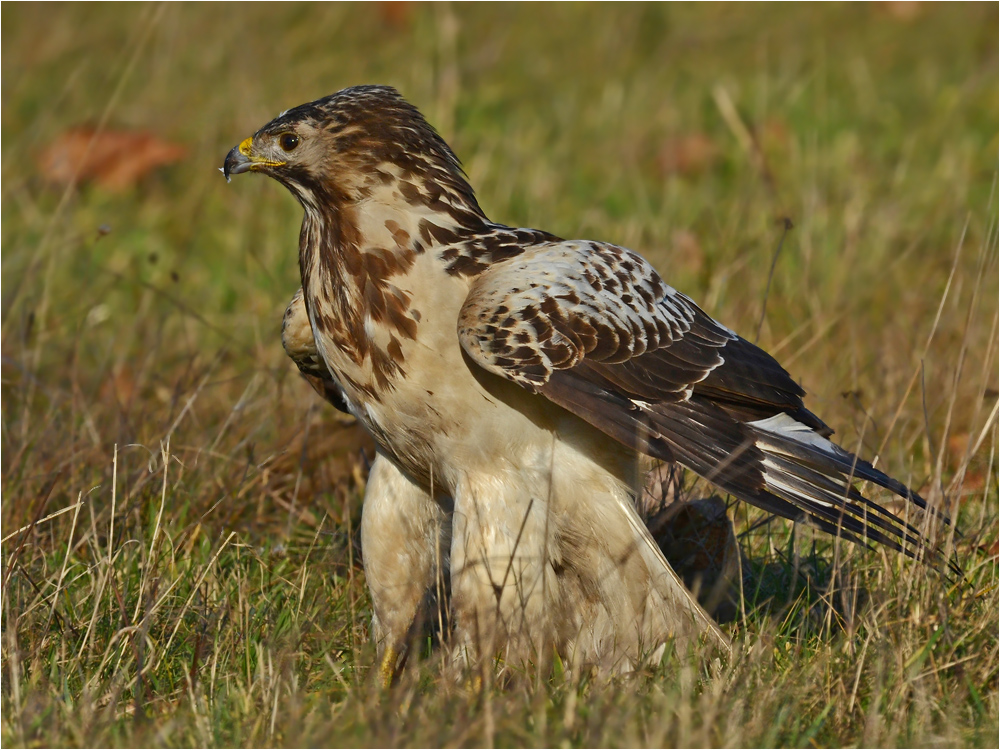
(360, 453), (449, 682)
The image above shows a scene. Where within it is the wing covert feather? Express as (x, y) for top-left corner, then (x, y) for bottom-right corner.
(457, 239), (946, 564)
(457, 240), (805, 414)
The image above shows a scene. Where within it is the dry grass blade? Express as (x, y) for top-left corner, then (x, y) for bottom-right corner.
(1, 3), (996, 747)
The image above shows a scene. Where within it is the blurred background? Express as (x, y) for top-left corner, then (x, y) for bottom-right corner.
(4, 2), (996, 517)
(2, 4), (997, 745)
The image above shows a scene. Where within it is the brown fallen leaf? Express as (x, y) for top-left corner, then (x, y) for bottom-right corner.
(99, 362), (136, 406)
(37, 127), (187, 191)
(377, 1), (413, 28)
(876, 1), (925, 22)
(948, 432), (972, 467)
(758, 117), (791, 151)
(670, 229), (704, 275)
(657, 132), (719, 177)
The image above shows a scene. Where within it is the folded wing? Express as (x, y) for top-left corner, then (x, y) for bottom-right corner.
(458, 240), (946, 560)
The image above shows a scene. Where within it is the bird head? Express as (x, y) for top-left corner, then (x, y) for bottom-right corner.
(223, 85), (481, 218)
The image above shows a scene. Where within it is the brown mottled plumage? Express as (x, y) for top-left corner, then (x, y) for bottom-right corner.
(225, 85), (947, 678)
(282, 287), (350, 412)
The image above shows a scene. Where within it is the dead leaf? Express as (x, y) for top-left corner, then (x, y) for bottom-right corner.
(657, 132), (719, 177)
(377, 1), (413, 28)
(759, 117), (791, 150)
(876, 1), (925, 22)
(946, 431), (989, 492)
(37, 128), (187, 191)
(948, 432), (971, 465)
(99, 363), (136, 406)
(670, 229), (704, 275)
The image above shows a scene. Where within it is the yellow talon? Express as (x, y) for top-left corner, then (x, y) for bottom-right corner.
(378, 645), (398, 688)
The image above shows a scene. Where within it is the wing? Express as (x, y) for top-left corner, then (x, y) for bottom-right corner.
(458, 240), (948, 561)
(282, 288), (351, 413)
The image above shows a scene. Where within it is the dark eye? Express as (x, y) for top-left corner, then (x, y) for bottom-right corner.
(279, 133), (300, 152)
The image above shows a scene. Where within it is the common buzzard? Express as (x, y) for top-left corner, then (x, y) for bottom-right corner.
(225, 85), (945, 679)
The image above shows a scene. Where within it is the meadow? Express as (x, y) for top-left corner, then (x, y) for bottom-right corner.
(2, 3), (997, 746)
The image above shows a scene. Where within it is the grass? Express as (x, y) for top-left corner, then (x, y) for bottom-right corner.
(2, 3), (997, 747)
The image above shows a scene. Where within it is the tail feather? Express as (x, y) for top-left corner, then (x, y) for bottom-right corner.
(746, 412), (949, 562)
(653, 405), (950, 565)
(750, 413), (937, 514)
(756, 441), (929, 540)
(540, 368), (951, 565)
(758, 454), (924, 550)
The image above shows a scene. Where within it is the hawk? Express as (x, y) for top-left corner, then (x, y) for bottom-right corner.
(225, 85), (945, 677)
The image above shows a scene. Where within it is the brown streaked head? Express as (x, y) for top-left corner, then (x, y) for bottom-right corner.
(222, 85), (482, 216)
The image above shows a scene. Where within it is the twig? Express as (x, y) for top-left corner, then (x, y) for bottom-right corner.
(2, 473), (61, 591)
(756, 217), (794, 344)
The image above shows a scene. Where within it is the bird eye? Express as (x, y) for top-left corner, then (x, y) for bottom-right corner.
(279, 133), (300, 152)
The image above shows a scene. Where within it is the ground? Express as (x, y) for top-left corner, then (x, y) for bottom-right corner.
(2, 3), (997, 747)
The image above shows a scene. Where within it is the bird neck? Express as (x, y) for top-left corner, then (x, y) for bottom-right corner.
(297, 166), (485, 300)
(297, 202), (371, 371)
(297, 187), (463, 394)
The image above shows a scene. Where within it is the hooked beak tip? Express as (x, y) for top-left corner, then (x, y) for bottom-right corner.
(223, 145), (252, 181)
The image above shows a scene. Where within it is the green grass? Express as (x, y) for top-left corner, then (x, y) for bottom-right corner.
(2, 3), (997, 747)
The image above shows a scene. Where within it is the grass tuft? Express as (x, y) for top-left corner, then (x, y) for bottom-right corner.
(3, 4), (997, 747)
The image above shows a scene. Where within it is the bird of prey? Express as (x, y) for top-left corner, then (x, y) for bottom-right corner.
(225, 85), (944, 678)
